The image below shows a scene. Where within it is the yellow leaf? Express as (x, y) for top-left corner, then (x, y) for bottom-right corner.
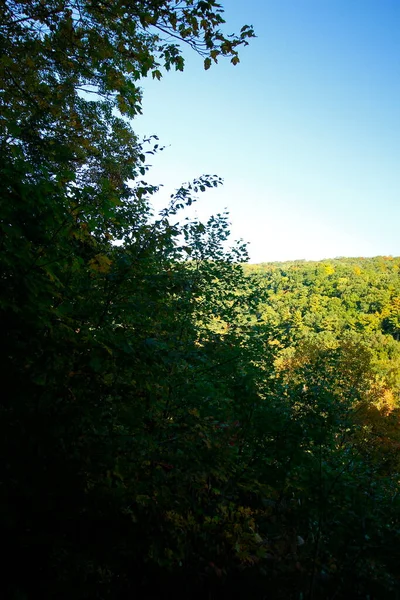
(88, 253), (112, 273)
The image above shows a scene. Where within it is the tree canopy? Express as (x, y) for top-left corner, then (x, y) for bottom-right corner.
(1, 2), (400, 599)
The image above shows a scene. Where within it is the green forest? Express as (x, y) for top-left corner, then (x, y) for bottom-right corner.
(1, 2), (400, 599)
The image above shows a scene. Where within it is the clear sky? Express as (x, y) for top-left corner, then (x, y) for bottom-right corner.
(133, 0), (400, 262)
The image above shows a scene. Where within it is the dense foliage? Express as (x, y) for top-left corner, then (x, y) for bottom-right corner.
(1, 1), (399, 598)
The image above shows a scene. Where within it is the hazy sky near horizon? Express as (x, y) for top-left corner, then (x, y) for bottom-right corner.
(133, 0), (400, 262)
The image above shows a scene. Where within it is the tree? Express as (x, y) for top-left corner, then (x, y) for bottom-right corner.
(0, 2), (256, 598)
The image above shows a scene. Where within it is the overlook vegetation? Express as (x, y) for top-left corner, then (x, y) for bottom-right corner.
(1, 1), (400, 599)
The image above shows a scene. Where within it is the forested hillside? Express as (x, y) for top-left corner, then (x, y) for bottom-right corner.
(244, 257), (400, 393)
(1, 1), (399, 599)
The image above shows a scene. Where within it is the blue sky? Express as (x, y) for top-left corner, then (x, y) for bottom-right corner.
(133, 0), (400, 262)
